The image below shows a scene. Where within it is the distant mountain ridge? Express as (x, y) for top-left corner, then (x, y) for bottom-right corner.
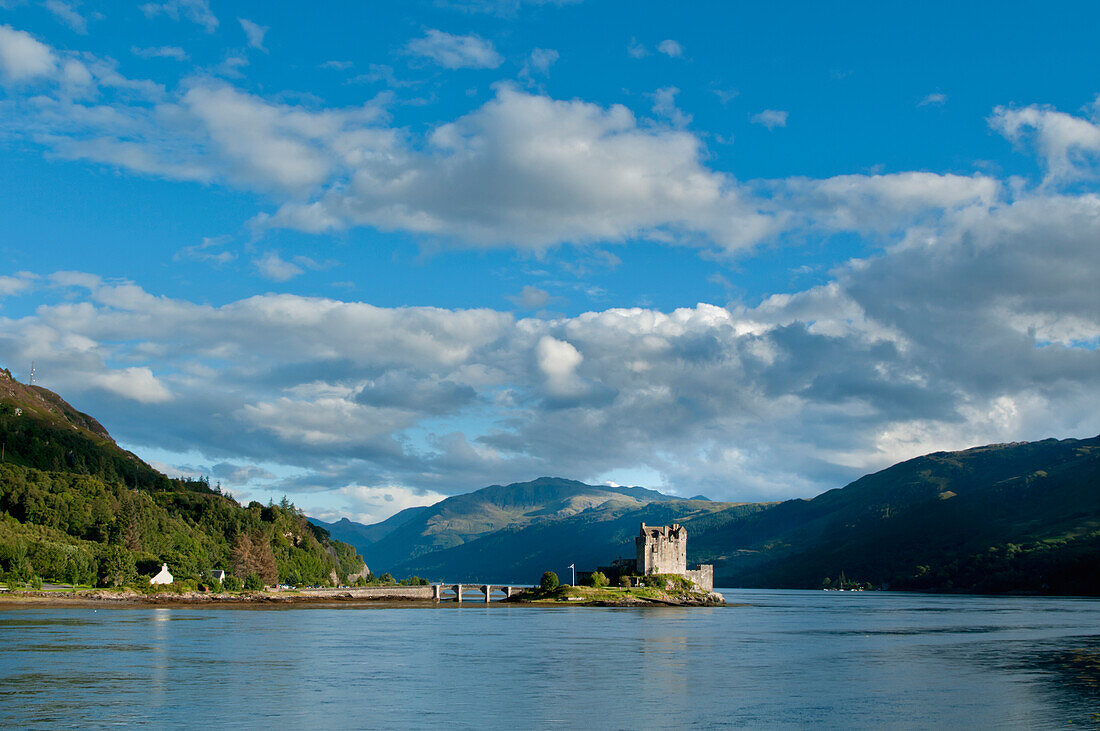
(320, 437), (1100, 594)
(310, 476), (735, 580)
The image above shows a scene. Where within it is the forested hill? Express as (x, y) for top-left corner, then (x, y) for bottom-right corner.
(0, 368), (365, 589)
(688, 436), (1100, 595)
(328, 438), (1100, 595)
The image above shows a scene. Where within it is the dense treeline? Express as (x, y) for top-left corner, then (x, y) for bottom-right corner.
(0, 462), (363, 588)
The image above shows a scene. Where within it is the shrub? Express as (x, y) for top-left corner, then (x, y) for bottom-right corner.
(379, 572), (395, 585)
(243, 572), (264, 591)
(619, 574), (634, 588)
(540, 571), (559, 591)
(588, 571), (608, 588)
(223, 575), (243, 592)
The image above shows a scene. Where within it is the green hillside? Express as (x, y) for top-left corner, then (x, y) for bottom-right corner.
(688, 437), (1100, 594)
(0, 368), (364, 589)
(331, 438), (1100, 594)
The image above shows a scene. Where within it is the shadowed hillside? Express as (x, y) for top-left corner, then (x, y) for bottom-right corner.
(0, 369), (365, 588)
(328, 438), (1100, 594)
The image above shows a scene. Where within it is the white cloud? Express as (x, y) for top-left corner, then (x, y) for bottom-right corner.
(919, 92), (947, 107)
(510, 285), (550, 309)
(751, 109), (788, 129)
(519, 47), (557, 85)
(990, 102), (1100, 184)
(649, 86), (691, 128)
(627, 38), (647, 58)
(140, 0), (218, 32)
(238, 18), (268, 51)
(91, 367), (173, 403)
(255, 251), (304, 281)
(526, 47), (557, 74)
(657, 39), (682, 58)
(175, 236), (235, 265)
(308, 484), (449, 525)
(4, 187), (1099, 506)
(405, 29), (503, 69)
(0, 25), (57, 81)
(44, 0), (87, 34)
(536, 335), (584, 397)
(0, 273), (35, 297)
(264, 86), (773, 251)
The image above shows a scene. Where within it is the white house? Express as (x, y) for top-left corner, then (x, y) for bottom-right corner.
(150, 563), (173, 585)
(209, 570), (225, 583)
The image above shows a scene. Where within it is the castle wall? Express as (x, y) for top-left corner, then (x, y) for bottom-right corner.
(685, 565), (714, 592)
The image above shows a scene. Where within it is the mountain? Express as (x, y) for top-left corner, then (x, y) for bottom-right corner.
(317, 476), (761, 582)
(688, 436), (1100, 594)
(330, 437), (1100, 594)
(0, 368), (175, 491)
(0, 368), (365, 588)
(310, 505), (429, 552)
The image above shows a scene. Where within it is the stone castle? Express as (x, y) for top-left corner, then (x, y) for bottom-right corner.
(590, 522), (714, 591)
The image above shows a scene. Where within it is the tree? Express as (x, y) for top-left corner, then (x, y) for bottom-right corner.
(231, 533), (278, 585)
(243, 572), (263, 591)
(223, 575), (243, 592)
(98, 545), (137, 587)
(588, 571), (608, 588)
(540, 571), (559, 591)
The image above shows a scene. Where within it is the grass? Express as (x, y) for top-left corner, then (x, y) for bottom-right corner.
(515, 581), (709, 604)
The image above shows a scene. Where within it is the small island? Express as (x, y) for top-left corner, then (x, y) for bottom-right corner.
(507, 522), (726, 606)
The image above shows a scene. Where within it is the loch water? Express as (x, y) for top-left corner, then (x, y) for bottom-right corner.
(1, 589), (1098, 729)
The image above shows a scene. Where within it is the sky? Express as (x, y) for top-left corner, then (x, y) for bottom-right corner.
(1, 0), (1099, 524)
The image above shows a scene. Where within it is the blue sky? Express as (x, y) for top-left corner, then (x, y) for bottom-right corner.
(2, 0), (1099, 522)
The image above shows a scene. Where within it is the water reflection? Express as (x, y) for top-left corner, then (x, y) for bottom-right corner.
(0, 591), (1097, 728)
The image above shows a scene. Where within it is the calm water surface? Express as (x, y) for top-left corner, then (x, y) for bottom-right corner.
(1, 589), (1098, 728)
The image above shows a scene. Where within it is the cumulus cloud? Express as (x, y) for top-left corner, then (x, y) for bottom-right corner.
(263, 86), (773, 251)
(0, 25), (58, 81)
(6, 27), (1034, 259)
(0, 273), (36, 298)
(405, 29), (503, 69)
(751, 109), (788, 129)
(3, 182), (1099, 507)
(919, 92), (947, 107)
(990, 102), (1100, 184)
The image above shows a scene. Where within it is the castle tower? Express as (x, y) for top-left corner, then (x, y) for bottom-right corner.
(635, 523), (688, 575)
